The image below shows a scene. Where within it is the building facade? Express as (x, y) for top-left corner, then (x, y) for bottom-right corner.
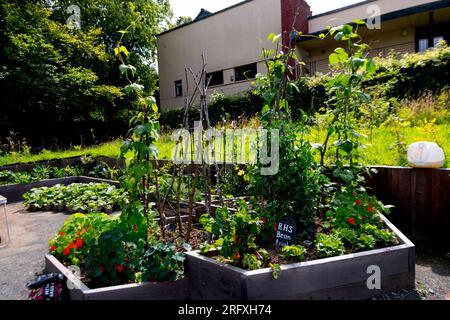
(156, 0), (310, 111)
(157, 0), (450, 111)
(297, 0), (450, 75)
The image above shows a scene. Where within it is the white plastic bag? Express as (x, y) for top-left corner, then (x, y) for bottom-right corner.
(407, 142), (445, 168)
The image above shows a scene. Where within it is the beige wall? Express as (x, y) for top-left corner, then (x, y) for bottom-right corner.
(309, 0), (441, 33)
(157, 0), (282, 111)
(300, 26), (416, 74)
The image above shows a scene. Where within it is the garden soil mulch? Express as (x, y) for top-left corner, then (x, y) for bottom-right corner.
(0, 203), (449, 300)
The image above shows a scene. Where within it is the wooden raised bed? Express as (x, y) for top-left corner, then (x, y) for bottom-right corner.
(45, 254), (190, 300)
(185, 214), (415, 300)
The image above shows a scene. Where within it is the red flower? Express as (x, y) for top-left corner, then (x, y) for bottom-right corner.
(367, 206), (373, 212)
(124, 256), (129, 263)
(77, 230), (82, 236)
(75, 238), (83, 249)
(116, 265), (124, 272)
(68, 242), (75, 249)
(274, 223), (277, 231)
(348, 217), (356, 225)
(362, 216), (365, 221)
(58, 231), (65, 236)
(355, 199), (362, 206)
(262, 217), (267, 224)
(50, 245), (56, 252)
(99, 265), (105, 273)
(63, 247), (71, 256)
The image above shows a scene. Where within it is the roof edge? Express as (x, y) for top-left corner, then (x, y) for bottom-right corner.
(308, 0), (377, 20)
(298, 0), (450, 43)
(157, 0), (254, 37)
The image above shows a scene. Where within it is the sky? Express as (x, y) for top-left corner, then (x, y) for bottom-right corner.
(169, 0), (366, 19)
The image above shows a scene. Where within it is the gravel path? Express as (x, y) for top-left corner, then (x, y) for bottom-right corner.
(0, 202), (449, 300)
(0, 203), (68, 300)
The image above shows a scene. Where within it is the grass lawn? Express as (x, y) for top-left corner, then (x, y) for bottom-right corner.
(1, 123), (448, 168)
(308, 123), (450, 168)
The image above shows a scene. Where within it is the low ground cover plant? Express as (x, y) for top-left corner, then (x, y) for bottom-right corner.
(23, 182), (126, 213)
(0, 160), (123, 185)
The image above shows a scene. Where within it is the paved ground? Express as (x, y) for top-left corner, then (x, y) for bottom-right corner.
(0, 202), (449, 300)
(0, 203), (68, 300)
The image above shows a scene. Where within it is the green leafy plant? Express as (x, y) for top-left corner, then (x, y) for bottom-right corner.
(325, 189), (391, 229)
(315, 233), (345, 258)
(356, 234), (376, 251)
(332, 228), (357, 247)
(48, 213), (116, 266)
(23, 183), (126, 213)
(249, 34), (323, 239)
(199, 201), (264, 269)
(84, 225), (146, 287)
(280, 245), (306, 262)
(137, 242), (188, 282)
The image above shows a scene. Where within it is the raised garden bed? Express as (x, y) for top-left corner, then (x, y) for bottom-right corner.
(45, 254), (190, 300)
(185, 214), (415, 300)
(0, 176), (119, 203)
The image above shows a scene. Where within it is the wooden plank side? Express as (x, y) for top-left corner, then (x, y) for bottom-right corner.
(83, 279), (190, 300)
(45, 254), (87, 300)
(431, 169), (450, 249)
(185, 252), (245, 300)
(245, 247), (411, 300)
(76, 176), (120, 187)
(413, 169), (433, 246)
(46, 254), (190, 300)
(387, 168), (412, 237)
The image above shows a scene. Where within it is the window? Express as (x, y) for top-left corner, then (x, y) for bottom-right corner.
(418, 38), (429, 52)
(175, 80), (182, 97)
(418, 36), (445, 52)
(434, 36), (444, 46)
(234, 63), (257, 82)
(206, 70), (224, 87)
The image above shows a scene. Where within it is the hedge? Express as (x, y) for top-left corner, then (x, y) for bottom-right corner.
(159, 44), (450, 129)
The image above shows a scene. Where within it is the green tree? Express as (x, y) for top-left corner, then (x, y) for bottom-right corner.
(0, 0), (173, 148)
(49, 0), (173, 96)
(0, 0), (123, 147)
(174, 16), (192, 27)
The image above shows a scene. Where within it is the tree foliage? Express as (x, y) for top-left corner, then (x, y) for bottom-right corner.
(0, 0), (172, 148)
